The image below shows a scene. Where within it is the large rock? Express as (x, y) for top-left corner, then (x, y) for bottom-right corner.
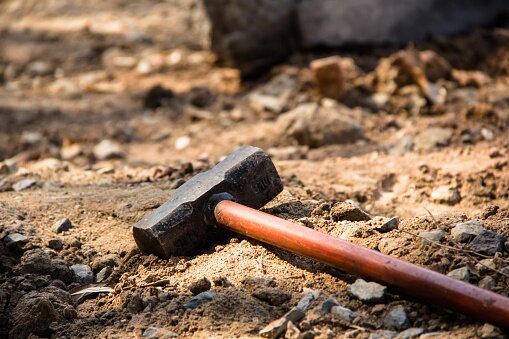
(273, 103), (364, 148)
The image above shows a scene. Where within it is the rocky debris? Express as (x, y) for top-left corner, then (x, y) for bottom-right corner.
(252, 287), (291, 306)
(70, 264), (94, 283)
(447, 266), (470, 282)
(384, 306), (410, 330)
(96, 266), (112, 283)
(53, 218), (73, 233)
(90, 254), (119, 273)
(273, 103), (364, 148)
(17, 249), (73, 283)
(419, 230), (444, 243)
(430, 185), (461, 205)
(475, 259), (496, 274)
(9, 292), (59, 338)
(331, 305), (356, 322)
(183, 291), (215, 309)
(142, 326), (178, 338)
(478, 276), (496, 290)
(414, 128), (453, 152)
(3, 233), (28, 251)
(348, 279), (386, 303)
(188, 277), (211, 295)
(248, 74), (297, 114)
(310, 56), (345, 98)
(468, 230), (505, 256)
(396, 327), (425, 339)
(259, 306), (305, 339)
(372, 217), (399, 233)
(93, 140), (124, 160)
(450, 220), (485, 243)
(331, 201), (371, 222)
(144, 85), (176, 109)
(12, 179), (37, 192)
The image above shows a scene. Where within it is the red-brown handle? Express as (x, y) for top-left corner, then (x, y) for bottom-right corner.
(215, 200), (509, 329)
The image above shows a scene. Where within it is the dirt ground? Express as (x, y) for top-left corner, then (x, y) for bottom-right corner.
(1, 1), (509, 338)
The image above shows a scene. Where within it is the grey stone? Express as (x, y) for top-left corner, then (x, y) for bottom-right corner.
(320, 297), (338, 313)
(274, 103), (364, 148)
(3, 233), (28, 250)
(12, 179), (37, 192)
(396, 327), (425, 339)
(468, 230), (505, 256)
(93, 139), (124, 160)
(188, 277), (211, 295)
(384, 306), (410, 330)
(54, 218), (73, 233)
(374, 217), (399, 233)
(142, 326), (178, 338)
(183, 291), (215, 309)
(370, 330), (398, 339)
(296, 289), (320, 310)
(331, 305), (355, 322)
(248, 74), (297, 114)
(419, 230), (444, 243)
(70, 264), (94, 283)
(96, 266), (113, 283)
(348, 278), (387, 303)
(259, 307), (305, 339)
(451, 220), (485, 243)
(27, 61), (53, 76)
(447, 266), (470, 282)
(430, 185), (460, 205)
(478, 276), (496, 290)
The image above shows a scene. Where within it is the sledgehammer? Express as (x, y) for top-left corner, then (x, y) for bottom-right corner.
(133, 146), (509, 328)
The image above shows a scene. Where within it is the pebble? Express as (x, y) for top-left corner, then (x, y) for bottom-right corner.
(175, 136), (191, 150)
(430, 185), (460, 205)
(310, 56), (345, 98)
(370, 330), (398, 339)
(348, 279), (387, 303)
(188, 277), (211, 295)
(96, 266), (113, 283)
(3, 233), (28, 250)
(475, 258), (496, 273)
(478, 276), (496, 290)
(331, 305), (355, 322)
(12, 179), (37, 192)
(259, 307), (305, 339)
(331, 202), (371, 221)
(396, 327), (425, 339)
(320, 297), (338, 313)
(183, 291), (215, 309)
(374, 217), (399, 233)
(252, 287), (291, 306)
(419, 230), (444, 243)
(450, 220), (485, 243)
(296, 289), (320, 310)
(248, 74), (296, 114)
(383, 306), (410, 330)
(26, 61), (53, 76)
(93, 140), (124, 160)
(60, 143), (82, 160)
(468, 230), (505, 256)
(91, 254), (119, 273)
(142, 326), (178, 338)
(54, 218), (73, 233)
(70, 264), (94, 283)
(446, 266), (470, 282)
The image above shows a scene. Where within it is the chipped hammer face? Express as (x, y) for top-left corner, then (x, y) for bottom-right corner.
(133, 146), (283, 258)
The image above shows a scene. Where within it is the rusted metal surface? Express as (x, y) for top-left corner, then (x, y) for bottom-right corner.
(215, 200), (509, 328)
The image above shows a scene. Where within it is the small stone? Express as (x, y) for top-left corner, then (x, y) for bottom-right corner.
(296, 289), (320, 310)
(419, 230), (444, 243)
(475, 258), (496, 274)
(60, 143), (82, 160)
(285, 321), (301, 339)
(480, 205), (499, 219)
(3, 233), (28, 251)
(96, 266), (113, 283)
(468, 230), (505, 256)
(142, 326), (178, 338)
(26, 61), (53, 76)
(478, 276), (496, 290)
(91, 254), (119, 273)
(331, 202), (371, 222)
(70, 264), (94, 283)
(248, 74), (297, 114)
(144, 85), (175, 109)
(175, 136), (191, 150)
(374, 217), (399, 233)
(384, 306), (410, 330)
(396, 327), (425, 339)
(19, 249), (73, 283)
(370, 330), (398, 339)
(414, 128), (453, 152)
(188, 277), (211, 295)
(259, 307), (305, 339)
(331, 305), (355, 322)
(479, 323), (502, 338)
(481, 128), (494, 141)
(54, 218), (73, 233)
(252, 287), (291, 306)
(310, 56), (345, 98)
(430, 185), (460, 205)
(451, 220), (485, 243)
(447, 266), (470, 282)
(183, 291), (215, 309)
(348, 279), (387, 303)
(320, 297), (338, 313)
(170, 178), (186, 189)
(12, 179), (37, 192)
(47, 239), (63, 251)
(93, 140), (124, 160)
(143, 326), (158, 337)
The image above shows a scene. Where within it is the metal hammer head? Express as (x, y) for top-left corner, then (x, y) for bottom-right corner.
(133, 146), (283, 258)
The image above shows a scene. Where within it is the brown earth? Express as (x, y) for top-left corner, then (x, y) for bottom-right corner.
(1, 1), (509, 338)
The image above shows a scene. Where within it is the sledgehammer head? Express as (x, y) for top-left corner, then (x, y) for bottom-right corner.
(133, 146), (283, 258)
